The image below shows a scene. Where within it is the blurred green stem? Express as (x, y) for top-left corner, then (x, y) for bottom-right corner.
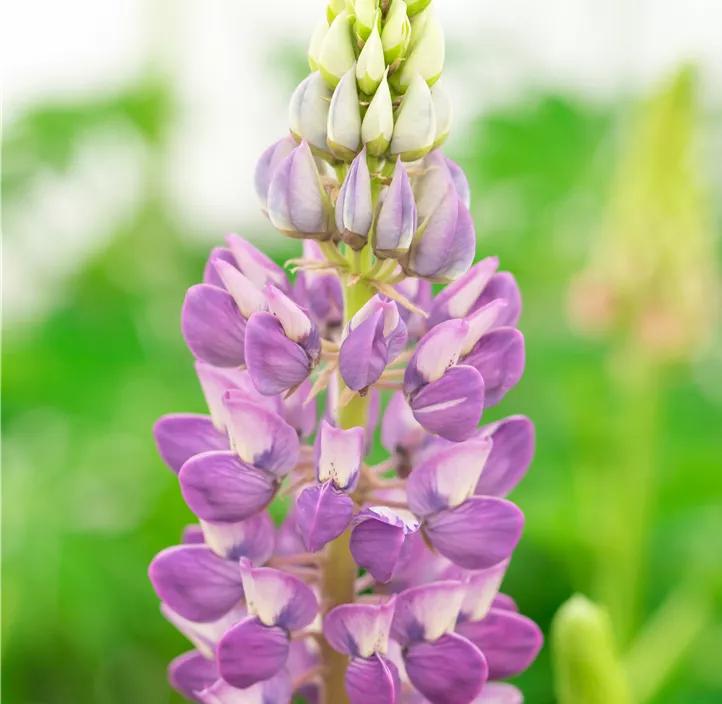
(595, 344), (660, 648)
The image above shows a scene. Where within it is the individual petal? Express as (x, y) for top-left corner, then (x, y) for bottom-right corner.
(413, 150), (456, 219)
(183, 524), (206, 544)
(428, 257), (500, 327)
(239, 559), (319, 631)
(362, 70), (393, 156)
(339, 307), (388, 391)
(213, 259), (267, 319)
(409, 365), (485, 442)
(289, 71), (332, 151)
(381, 393), (425, 462)
(254, 137), (297, 209)
(455, 608), (543, 680)
(198, 671), (293, 704)
(425, 497), (524, 570)
(350, 508), (420, 582)
(281, 378), (317, 438)
(244, 312), (313, 395)
(404, 319), (469, 392)
(395, 277), (432, 341)
(295, 481), (355, 552)
(267, 140), (332, 239)
(217, 617), (289, 689)
(476, 416), (535, 497)
(226, 233), (290, 293)
(462, 300), (510, 356)
(319, 10), (356, 89)
(274, 510), (307, 557)
(391, 581), (465, 645)
(162, 604), (247, 659)
(264, 284), (319, 352)
(444, 155), (470, 209)
(492, 593), (518, 612)
(200, 512), (275, 564)
(153, 413), (229, 474)
(169, 650), (218, 702)
(336, 147), (373, 250)
(472, 272), (521, 329)
(404, 633), (487, 704)
(223, 394), (300, 475)
(324, 598), (396, 657)
(406, 439), (493, 517)
(431, 80), (453, 147)
(463, 328), (525, 407)
(149, 545), (243, 623)
(390, 74), (436, 161)
(203, 247), (237, 289)
(294, 241), (343, 332)
(459, 560), (510, 623)
(475, 683), (523, 704)
(406, 188), (475, 283)
(315, 420), (365, 491)
(374, 158), (417, 259)
(328, 66), (362, 159)
(179, 451), (278, 523)
(385, 532), (456, 593)
(345, 654), (400, 704)
(181, 284), (246, 367)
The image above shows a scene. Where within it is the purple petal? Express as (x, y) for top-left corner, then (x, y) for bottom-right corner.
(405, 319), (469, 392)
(375, 158), (417, 257)
(475, 683), (523, 704)
(213, 258), (267, 319)
(182, 284), (247, 367)
(295, 247), (343, 334)
(217, 616), (289, 688)
(282, 378), (317, 438)
(199, 671), (293, 704)
(459, 560), (510, 623)
(444, 155), (470, 209)
(223, 395), (300, 476)
(295, 481), (355, 552)
(428, 257), (499, 327)
(350, 508), (420, 583)
(493, 593), (518, 612)
(179, 451), (278, 523)
(315, 420), (364, 491)
(336, 147), (373, 248)
(275, 510), (307, 558)
(149, 545), (243, 622)
(391, 581), (465, 645)
(287, 640), (321, 704)
(339, 307), (388, 391)
(463, 328), (525, 407)
(381, 393), (425, 457)
(203, 247), (237, 289)
(226, 233), (290, 293)
(264, 285), (320, 356)
(200, 512), (275, 563)
(415, 151), (457, 219)
(406, 439), (492, 518)
(168, 650), (218, 702)
(153, 413), (229, 474)
(386, 533), (456, 593)
(161, 604), (247, 658)
(405, 633), (487, 704)
(323, 598), (396, 657)
(239, 559), (319, 631)
(425, 497), (524, 570)
(472, 272), (521, 329)
(345, 654), (400, 704)
(245, 312), (312, 395)
(183, 524), (206, 544)
(365, 388), (381, 454)
(255, 137), (297, 209)
(410, 365), (485, 442)
(476, 416), (535, 497)
(456, 608), (543, 680)
(395, 278), (432, 341)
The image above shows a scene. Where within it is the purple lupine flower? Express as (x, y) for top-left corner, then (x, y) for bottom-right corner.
(152, 5), (541, 702)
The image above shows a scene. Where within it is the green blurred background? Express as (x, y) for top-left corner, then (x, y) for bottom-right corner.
(3, 3), (722, 702)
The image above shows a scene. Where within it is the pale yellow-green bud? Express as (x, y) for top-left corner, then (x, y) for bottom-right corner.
(308, 18), (329, 72)
(319, 11), (356, 90)
(362, 70), (394, 156)
(289, 72), (332, 154)
(431, 80), (452, 147)
(395, 8), (444, 91)
(356, 22), (385, 95)
(390, 73), (436, 160)
(327, 66), (362, 160)
(405, 0), (433, 17)
(327, 0), (346, 24)
(354, 0), (378, 41)
(408, 5), (431, 53)
(381, 0), (411, 65)
(552, 595), (633, 704)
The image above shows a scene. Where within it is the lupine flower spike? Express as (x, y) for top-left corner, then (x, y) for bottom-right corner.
(150, 2), (541, 703)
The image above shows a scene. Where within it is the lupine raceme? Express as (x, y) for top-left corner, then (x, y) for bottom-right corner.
(150, 2), (541, 702)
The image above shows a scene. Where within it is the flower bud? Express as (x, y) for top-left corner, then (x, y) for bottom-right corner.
(431, 80), (453, 147)
(327, 66), (362, 160)
(267, 140), (333, 240)
(408, 5), (431, 53)
(289, 72), (332, 154)
(308, 18), (329, 71)
(361, 70), (394, 156)
(354, 0), (378, 42)
(415, 150), (469, 218)
(405, 0), (433, 17)
(327, 0), (346, 23)
(319, 10), (356, 90)
(356, 23), (385, 95)
(381, 0), (411, 64)
(335, 147), (373, 250)
(405, 186), (475, 282)
(254, 137), (296, 211)
(390, 74), (436, 161)
(395, 10), (444, 91)
(374, 158), (417, 259)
